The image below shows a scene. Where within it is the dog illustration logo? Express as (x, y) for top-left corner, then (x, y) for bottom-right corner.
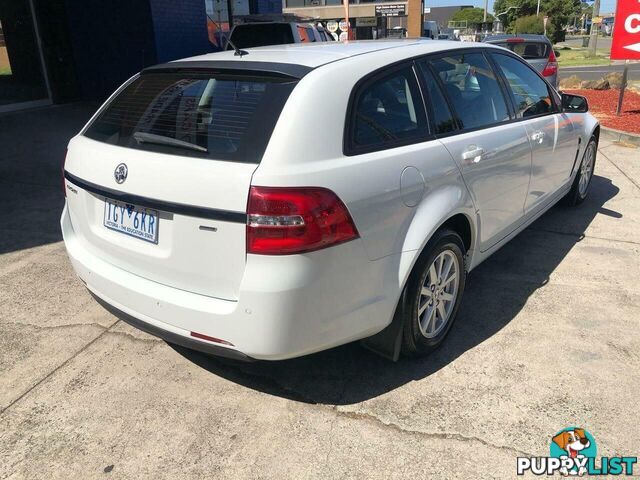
(550, 427), (597, 476)
(518, 428), (636, 476)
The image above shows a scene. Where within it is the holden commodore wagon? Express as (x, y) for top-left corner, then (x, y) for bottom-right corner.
(61, 40), (599, 361)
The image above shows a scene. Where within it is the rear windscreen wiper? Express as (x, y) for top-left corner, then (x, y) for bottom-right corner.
(133, 132), (208, 153)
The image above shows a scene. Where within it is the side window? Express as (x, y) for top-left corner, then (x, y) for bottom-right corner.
(350, 66), (428, 152)
(416, 61), (457, 134)
(429, 53), (510, 131)
(297, 26), (309, 42)
(306, 27), (317, 42)
(492, 53), (555, 118)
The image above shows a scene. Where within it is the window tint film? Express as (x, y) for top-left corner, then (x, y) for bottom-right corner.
(494, 41), (549, 59)
(305, 27), (316, 41)
(430, 53), (509, 131)
(228, 23), (294, 49)
(352, 67), (428, 150)
(492, 53), (554, 118)
(416, 62), (457, 134)
(84, 72), (297, 163)
(297, 26), (310, 42)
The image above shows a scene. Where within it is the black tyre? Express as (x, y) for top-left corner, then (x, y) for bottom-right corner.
(565, 137), (597, 206)
(401, 229), (466, 357)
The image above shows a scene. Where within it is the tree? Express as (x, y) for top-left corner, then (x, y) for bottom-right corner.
(512, 14), (561, 42)
(450, 7), (494, 27)
(493, 0), (538, 31)
(543, 0), (581, 43)
(515, 14), (546, 34)
(494, 0), (581, 43)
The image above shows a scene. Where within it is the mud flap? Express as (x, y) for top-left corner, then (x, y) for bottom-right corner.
(360, 289), (406, 362)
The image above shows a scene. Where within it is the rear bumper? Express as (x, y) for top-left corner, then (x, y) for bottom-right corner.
(90, 292), (253, 361)
(61, 203), (393, 360)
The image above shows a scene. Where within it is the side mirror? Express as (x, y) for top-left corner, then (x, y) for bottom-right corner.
(554, 48), (561, 58)
(561, 93), (588, 113)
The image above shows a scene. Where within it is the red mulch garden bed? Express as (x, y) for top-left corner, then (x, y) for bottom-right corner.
(564, 88), (640, 134)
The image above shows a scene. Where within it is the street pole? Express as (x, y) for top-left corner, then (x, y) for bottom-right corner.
(588, 0), (600, 57)
(536, 0), (540, 17)
(483, 0), (488, 22)
(344, 0), (350, 40)
(616, 60), (630, 117)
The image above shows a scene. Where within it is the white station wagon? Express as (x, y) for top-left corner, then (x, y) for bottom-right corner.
(61, 40), (599, 361)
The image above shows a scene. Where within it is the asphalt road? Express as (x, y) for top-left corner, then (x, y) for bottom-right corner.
(562, 35), (613, 51)
(559, 62), (640, 81)
(1, 104), (640, 479)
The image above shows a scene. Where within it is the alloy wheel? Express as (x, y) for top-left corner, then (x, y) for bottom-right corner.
(578, 143), (595, 198)
(417, 249), (460, 338)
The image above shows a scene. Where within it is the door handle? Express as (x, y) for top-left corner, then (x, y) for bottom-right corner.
(530, 131), (545, 144)
(462, 146), (484, 163)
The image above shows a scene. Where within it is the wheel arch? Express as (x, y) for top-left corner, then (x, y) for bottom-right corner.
(396, 196), (477, 303)
(362, 206), (477, 360)
(591, 124), (600, 145)
(439, 213), (473, 255)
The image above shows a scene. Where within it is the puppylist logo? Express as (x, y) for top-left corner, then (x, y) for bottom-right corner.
(517, 427), (637, 476)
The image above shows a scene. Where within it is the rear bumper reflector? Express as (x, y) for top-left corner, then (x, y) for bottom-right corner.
(190, 331), (234, 346)
(90, 291), (252, 362)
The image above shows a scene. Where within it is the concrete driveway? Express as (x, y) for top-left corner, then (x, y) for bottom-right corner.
(1, 105), (639, 479)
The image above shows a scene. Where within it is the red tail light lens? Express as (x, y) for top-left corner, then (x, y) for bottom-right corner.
(247, 186), (359, 255)
(542, 49), (558, 77)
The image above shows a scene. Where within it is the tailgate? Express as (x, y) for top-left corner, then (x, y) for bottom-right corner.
(63, 68), (298, 300)
(65, 136), (256, 300)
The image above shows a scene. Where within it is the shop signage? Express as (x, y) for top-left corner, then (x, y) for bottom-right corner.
(326, 20), (339, 33)
(375, 4), (406, 17)
(611, 0), (640, 58)
(356, 17), (377, 27)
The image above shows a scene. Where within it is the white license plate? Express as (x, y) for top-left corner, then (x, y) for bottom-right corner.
(103, 199), (159, 244)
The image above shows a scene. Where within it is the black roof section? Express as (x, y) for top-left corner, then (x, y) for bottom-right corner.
(483, 34), (552, 44)
(142, 60), (313, 79)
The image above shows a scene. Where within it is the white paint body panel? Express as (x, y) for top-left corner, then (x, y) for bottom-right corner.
(61, 40), (599, 359)
(64, 136), (256, 300)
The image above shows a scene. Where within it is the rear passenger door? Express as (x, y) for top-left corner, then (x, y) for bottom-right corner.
(416, 52), (532, 252)
(343, 63), (458, 261)
(490, 52), (578, 214)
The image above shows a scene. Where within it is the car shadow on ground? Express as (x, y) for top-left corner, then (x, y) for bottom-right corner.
(0, 103), (98, 255)
(174, 174), (621, 405)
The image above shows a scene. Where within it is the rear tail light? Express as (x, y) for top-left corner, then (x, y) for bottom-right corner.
(247, 186), (359, 255)
(506, 37), (525, 43)
(542, 49), (558, 77)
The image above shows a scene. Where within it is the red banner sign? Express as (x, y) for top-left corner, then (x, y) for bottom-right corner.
(611, 0), (640, 60)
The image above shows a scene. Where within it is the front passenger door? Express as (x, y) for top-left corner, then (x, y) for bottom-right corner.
(491, 53), (578, 213)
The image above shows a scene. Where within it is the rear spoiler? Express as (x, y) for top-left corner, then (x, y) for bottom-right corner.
(142, 60), (313, 80)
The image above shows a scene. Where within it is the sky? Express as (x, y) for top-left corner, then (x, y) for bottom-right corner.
(427, 0), (618, 16)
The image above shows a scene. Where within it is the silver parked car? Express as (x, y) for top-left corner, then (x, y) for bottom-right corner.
(62, 40), (598, 361)
(483, 34), (559, 88)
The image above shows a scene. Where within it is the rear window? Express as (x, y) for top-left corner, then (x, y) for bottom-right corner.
(495, 41), (549, 59)
(83, 72), (297, 163)
(228, 24), (294, 49)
